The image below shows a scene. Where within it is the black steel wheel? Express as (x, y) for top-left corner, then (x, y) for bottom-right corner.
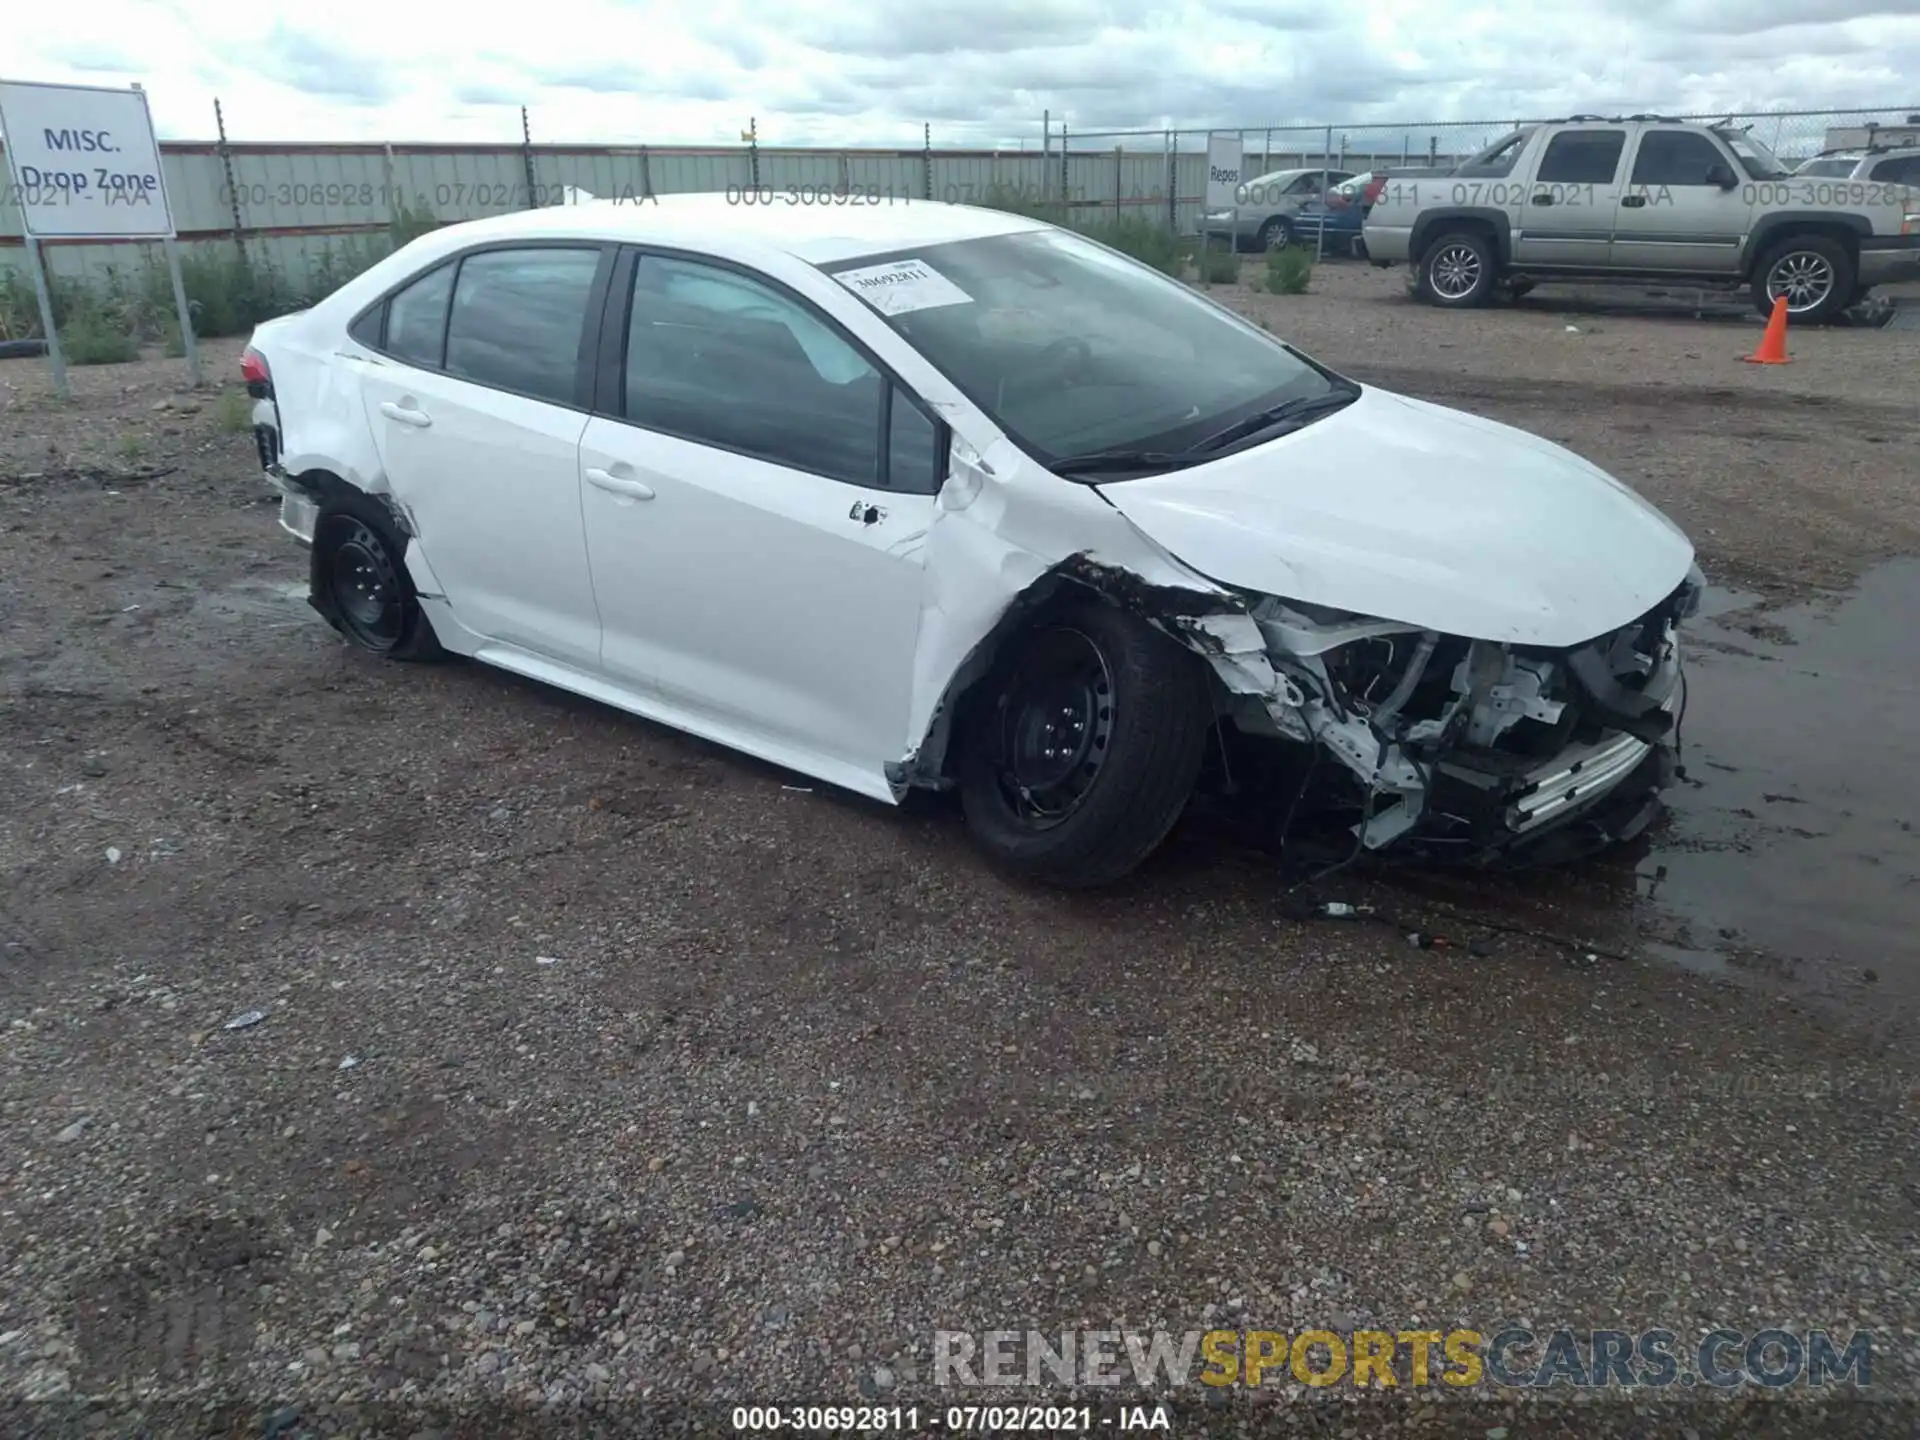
(989, 627), (1117, 829)
(310, 491), (444, 662)
(328, 518), (405, 651)
(959, 600), (1211, 888)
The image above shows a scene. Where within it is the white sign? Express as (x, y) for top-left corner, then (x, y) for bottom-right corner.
(1204, 134), (1244, 213)
(832, 258), (974, 316)
(0, 79), (176, 238)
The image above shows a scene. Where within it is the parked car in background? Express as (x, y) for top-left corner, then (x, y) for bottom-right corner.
(1200, 167), (1354, 251)
(1363, 116), (1920, 322)
(242, 195), (1703, 888)
(1289, 169), (1451, 257)
(1286, 172), (1372, 254)
(1793, 144), (1920, 184)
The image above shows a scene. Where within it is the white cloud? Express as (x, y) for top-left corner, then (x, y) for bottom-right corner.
(1, 0), (1916, 148)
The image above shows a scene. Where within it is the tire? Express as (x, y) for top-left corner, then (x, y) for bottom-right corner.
(310, 491), (444, 662)
(1416, 229), (1497, 308)
(1256, 216), (1293, 251)
(1751, 234), (1854, 325)
(958, 601), (1211, 888)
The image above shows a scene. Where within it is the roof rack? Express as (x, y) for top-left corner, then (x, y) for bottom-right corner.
(1546, 113), (1688, 125)
(1810, 141), (1914, 157)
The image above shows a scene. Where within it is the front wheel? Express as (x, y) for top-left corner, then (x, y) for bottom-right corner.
(958, 602), (1211, 888)
(1416, 230), (1497, 308)
(311, 492), (443, 661)
(1256, 216), (1293, 251)
(1752, 235), (1854, 325)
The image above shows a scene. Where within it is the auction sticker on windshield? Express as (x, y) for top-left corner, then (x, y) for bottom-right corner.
(832, 258), (974, 315)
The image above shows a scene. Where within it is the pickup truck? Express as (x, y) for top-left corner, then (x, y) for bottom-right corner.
(1361, 115), (1920, 323)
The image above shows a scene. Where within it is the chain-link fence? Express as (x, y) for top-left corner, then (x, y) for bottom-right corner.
(3, 103), (1916, 333)
(1064, 107), (1920, 234)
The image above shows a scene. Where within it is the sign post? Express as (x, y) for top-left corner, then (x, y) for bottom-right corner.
(1201, 132), (1243, 285)
(19, 234), (66, 397)
(0, 78), (198, 396)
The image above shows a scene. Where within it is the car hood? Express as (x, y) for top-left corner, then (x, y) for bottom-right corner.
(1094, 385), (1696, 648)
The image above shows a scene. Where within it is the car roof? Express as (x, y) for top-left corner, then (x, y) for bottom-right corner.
(1807, 144), (1920, 160)
(405, 192), (1051, 267)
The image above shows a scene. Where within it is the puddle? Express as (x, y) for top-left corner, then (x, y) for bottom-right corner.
(1354, 561), (1920, 1028)
(191, 580), (312, 622)
(1630, 559), (1920, 1012)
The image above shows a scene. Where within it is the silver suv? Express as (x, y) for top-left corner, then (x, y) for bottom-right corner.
(1361, 116), (1920, 323)
(1795, 145), (1920, 185)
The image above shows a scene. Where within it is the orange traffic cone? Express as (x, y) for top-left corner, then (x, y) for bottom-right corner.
(1743, 295), (1790, 364)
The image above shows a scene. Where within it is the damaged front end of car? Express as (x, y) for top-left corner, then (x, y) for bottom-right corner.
(1215, 563), (1705, 865)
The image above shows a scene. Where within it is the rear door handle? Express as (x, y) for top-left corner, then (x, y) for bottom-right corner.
(585, 467), (655, 501)
(1620, 194), (1648, 208)
(379, 400), (431, 428)
(1530, 193), (1555, 205)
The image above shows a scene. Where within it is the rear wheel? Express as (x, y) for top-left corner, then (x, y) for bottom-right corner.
(958, 601), (1211, 888)
(1752, 234), (1854, 325)
(1416, 230), (1497, 308)
(311, 492), (443, 661)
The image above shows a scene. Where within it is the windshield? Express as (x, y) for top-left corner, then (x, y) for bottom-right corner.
(1795, 157), (1858, 177)
(822, 227), (1343, 469)
(1454, 128), (1534, 177)
(1718, 128), (1792, 180)
(1237, 170), (1309, 207)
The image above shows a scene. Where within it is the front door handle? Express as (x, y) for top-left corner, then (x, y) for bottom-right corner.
(1530, 193), (1555, 205)
(585, 467), (655, 501)
(379, 401), (431, 428)
(1620, 194), (1648, 208)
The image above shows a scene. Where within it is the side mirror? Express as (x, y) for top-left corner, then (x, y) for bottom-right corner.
(1705, 163), (1737, 190)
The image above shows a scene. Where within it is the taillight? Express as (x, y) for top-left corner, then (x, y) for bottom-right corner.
(241, 346), (271, 399)
(1363, 175), (1387, 204)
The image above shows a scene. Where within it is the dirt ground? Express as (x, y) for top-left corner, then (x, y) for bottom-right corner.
(2, 267), (1917, 1438)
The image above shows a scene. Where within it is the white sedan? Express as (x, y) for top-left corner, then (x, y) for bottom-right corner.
(242, 193), (1703, 886)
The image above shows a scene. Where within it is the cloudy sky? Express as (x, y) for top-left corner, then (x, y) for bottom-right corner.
(2, 0), (1918, 149)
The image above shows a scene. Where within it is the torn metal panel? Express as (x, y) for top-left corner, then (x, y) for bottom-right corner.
(895, 434), (1279, 791)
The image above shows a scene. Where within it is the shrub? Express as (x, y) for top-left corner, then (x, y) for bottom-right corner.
(212, 387), (254, 433)
(61, 312), (139, 365)
(1082, 215), (1184, 276)
(139, 251), (306, 338)
(0, 268), (45, 340)
(1197, 248), (1240, 285)
(973, 185), (1184, 277)
(1266, 247), (1314, 295)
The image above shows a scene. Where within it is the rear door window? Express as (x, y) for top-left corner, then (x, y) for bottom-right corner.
(384, 263), (455, 370)
(1631, 131), (1732, 186)
(1535, 130), (1626, 185)
(443, 247), (603, 406)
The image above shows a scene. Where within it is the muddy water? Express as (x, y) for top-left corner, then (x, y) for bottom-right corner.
(1633, 560), (1920, 1015)
(1367, 559), (1920, 1033)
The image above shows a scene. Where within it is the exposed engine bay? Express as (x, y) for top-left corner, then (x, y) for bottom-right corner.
(1216, 567), (1704, 863)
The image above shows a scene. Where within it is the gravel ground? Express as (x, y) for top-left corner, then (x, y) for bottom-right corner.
(1, 269), (1917, 1439)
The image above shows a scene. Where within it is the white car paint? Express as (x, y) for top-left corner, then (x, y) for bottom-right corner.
(244, 193), (1699, 857)
(1097, 387), (1695, 649)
